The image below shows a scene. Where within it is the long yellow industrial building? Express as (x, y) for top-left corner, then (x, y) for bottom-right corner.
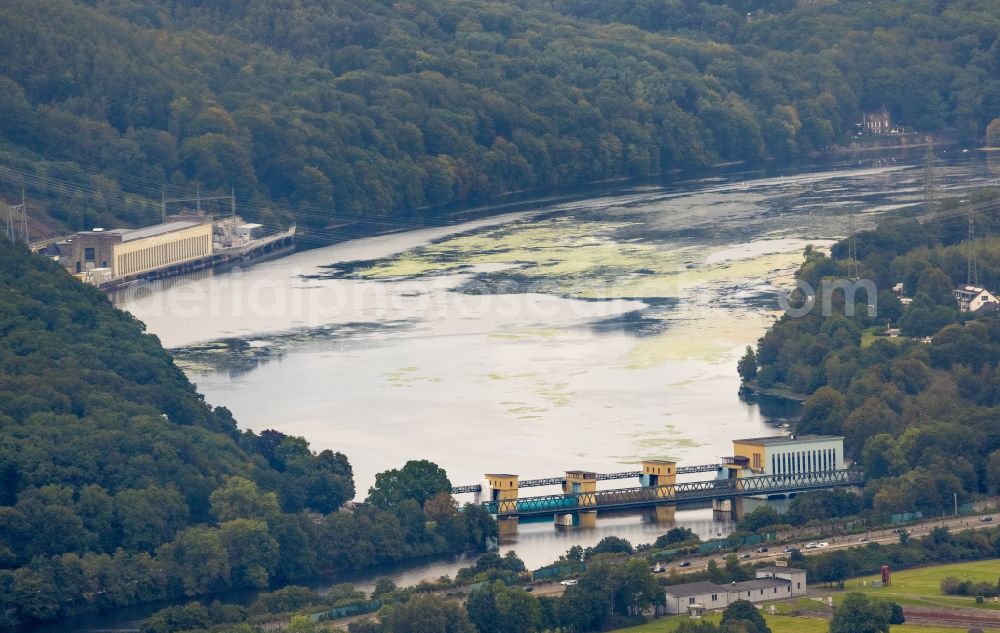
(63, 220), (213, 280)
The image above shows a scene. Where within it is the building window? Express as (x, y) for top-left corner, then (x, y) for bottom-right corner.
(797, 582), (801, 589)
(689, 597), (695, 604)
(84, 247), (95, 262)
(711, 594), (717, 602)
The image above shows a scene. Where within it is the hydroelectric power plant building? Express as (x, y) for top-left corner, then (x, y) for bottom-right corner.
(48, 215), (295, 288)
(731, 434), (845, 476)
(65, 220), (214, 280)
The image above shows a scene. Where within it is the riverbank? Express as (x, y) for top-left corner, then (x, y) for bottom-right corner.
(56, 151), (992, 633)
(823, 131), (959, 155)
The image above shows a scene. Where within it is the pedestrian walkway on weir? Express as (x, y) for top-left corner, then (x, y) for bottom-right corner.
(451, 435), (864, 534)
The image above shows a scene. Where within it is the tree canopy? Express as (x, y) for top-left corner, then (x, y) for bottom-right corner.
(747, 189), (1000, 516)
(1, 0), (999, 235)
(0, 239), (495, 627)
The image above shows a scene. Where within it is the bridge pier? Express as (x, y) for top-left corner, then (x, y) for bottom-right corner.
(555, 471), (599, 529)
(712, 497), (745, 521)
(654, 505), (676, 523)
(643, 504), (676, 523)
(640, 461), (677, 522)
(553, 510), (597, 528)
(577, 509), (597, 528)
(498, 516), (519, 538)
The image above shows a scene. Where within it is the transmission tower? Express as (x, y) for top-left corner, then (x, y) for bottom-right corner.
(4, 190), (29, 244)
(4, 201), (13, 242)
(19, 190), (28, 243)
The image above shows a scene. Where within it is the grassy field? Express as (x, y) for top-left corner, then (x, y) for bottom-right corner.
(842, 558), (1000, 611)
(861, 326), (906, 348)
(616, 559), (1000, 633)
(617, 614), (973, 632)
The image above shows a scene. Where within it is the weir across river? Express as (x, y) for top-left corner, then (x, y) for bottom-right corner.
(452, 446), (864, 534)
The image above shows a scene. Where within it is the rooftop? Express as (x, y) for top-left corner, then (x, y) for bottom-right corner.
(732, 578), (791, 591)
(735, 434), (843, 447)
(955, 285), (985, 293)
(119, 220), (205, 242)
(664, 581), (729, 597)
(756, 566), (806, 574)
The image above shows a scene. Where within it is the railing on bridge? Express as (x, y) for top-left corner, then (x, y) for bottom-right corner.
(450, 464), (721, 494)
(677, 464), (723, 474)
(482, 469), (865, 517)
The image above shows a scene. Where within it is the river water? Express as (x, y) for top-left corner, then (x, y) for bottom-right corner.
(44, 150), (988, 633)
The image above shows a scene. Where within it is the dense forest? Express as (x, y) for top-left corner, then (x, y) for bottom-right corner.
(1, 0), (1000, 235)
(740, 189), (1000, 518)
(0, 238), (496, 628)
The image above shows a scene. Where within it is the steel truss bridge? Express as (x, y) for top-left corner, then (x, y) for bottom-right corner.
(482, 469), (865, 517)
(450, 463), (722, 495)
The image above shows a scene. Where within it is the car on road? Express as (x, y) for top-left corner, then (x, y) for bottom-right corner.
(858, 536), (869, 542)
(817, 542), (830, 548)
(522, 585), (533, 592)
(756, 546), (769, 553)
(805, 542), (818, 549)
(783, 547), (795, 553)
(980, 516), (994, 522)
(679, 561), (691, 567)
(739, 553), (751, 559)
(560, 579), (578, 586)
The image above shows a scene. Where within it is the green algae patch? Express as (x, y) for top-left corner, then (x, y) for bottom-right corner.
(535, 380), (574, 407)
(385, 366), (440, 386)
(488, 327), (563, 341)
(625, 309), (777, 368)
(351, 216), (697, 299)
(486, 371), (538, 381)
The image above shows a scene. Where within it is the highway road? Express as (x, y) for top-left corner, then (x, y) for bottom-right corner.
(528, 511), (999, 596)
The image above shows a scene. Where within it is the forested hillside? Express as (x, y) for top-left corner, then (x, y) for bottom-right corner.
(0, 239), (495, 627)
(1, 0), (999, 234)
(741, 190), (1000, 518)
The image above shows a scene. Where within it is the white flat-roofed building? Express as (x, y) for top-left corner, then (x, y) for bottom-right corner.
(236, 222), (264, 240)
(664, 581), (732, 614)
(663, 568), (808, 614)
(755, 566), (807, 596)
(732, 435), (845, 475)
(729, 578), (794, 602)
